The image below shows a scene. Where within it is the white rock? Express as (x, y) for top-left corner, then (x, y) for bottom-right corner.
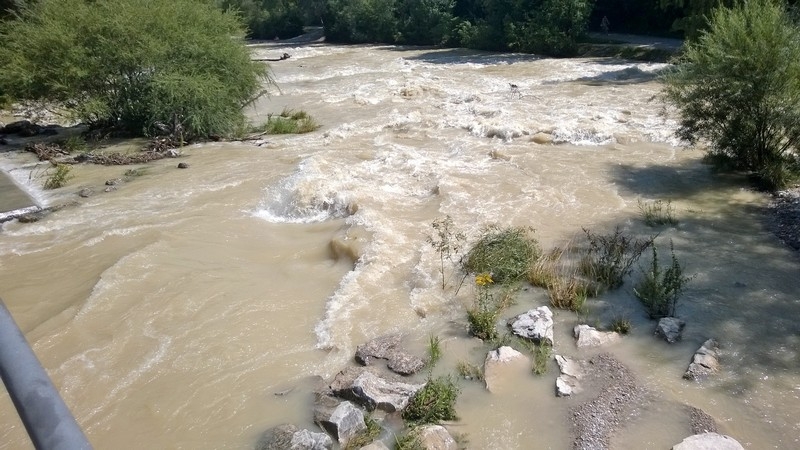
(509, 306), (554, 345)
(672, 432), (744, 450)
(573, 324), (621, 348)
(484, 346), (531, 393)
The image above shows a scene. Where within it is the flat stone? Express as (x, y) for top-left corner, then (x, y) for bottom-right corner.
(555, 354), (584, 397)
(574, 325), (621, 348)
(330, 367), (423, 412)
(483, 346), (531, 393)
(655, 317), (685, 343)
(509, 306), (554, 345)
(672, 432), (744, 450)
(355, 334), (425, 375)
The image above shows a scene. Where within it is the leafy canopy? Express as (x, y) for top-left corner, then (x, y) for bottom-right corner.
(0, 0), (272, 140)
(662, 0), (800, 189)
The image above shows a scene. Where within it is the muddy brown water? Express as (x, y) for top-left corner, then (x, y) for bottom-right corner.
(1, 41), (799, 449)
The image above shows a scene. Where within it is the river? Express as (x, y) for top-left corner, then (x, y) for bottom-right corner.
(1, 38), (798, 449)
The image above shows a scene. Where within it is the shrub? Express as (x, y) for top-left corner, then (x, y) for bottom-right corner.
(402, 375), (459, 424)
(662, 0), (800, 190)
(43, 163), (72, 189)
(0, 0), (271, 140)
(427, 216), (466, 291)
(463, 226), (540, 284)
(579, 227), (656, 291)
(634, 240), (692, 319)
(638, 199), (678, 227)
(609, 315), (632, 334)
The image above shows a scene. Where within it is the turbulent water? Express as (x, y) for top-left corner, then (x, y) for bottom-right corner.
(1, 37), (799, 449)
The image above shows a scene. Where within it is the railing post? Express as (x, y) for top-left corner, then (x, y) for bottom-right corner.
(0, 299), (92, 450)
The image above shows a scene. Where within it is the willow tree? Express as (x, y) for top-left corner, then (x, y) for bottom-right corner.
(0, 0), (272, 140)
(662, 0), (800, 189)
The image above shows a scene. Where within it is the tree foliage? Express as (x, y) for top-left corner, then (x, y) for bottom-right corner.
(662, 0), (800, 189)
(0, 0), (271, 140)
(216, 0), (304, 39)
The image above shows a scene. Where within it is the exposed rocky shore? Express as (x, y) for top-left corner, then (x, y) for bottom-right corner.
(766, 187), (800, 252)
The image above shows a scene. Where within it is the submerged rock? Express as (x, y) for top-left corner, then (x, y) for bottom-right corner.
(255, 424), (333, 450)
(509, 306), (554, 345)
(355, 334), (425, 375)
(656, 317), (685, 343)
(573, 324), (621, 348)
(330, 367), (423, 412)
(483, 346), (531, 393)
(687, 405), (718, 435)
(683, 339), (720, 381)
(672, 432), (744, 450)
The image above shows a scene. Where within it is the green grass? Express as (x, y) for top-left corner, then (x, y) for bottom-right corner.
(395, 431), (424, 450)
(638, 199), (678, 227)
(43, 163), (72, 189)
(518, 339), (552, 375)
(402, 375), (459, 425)
(62, 135), (89, 153)
(427, 335), (442, 368)
(463, 226), (540, 284)
(528, 244), (594, 311)
(455, 361), (484, 381)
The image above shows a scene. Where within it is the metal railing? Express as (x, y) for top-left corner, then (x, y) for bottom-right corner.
(0, 299), (93, 449)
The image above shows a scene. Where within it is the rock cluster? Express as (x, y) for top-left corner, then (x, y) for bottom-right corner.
(355, 334), (425, 376)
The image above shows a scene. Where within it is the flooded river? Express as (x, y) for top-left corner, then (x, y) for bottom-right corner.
(1, 38), (798, 449)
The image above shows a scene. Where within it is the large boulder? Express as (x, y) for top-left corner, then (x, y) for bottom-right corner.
(555, 355), (584, 397)
(483, 346), (531, 393)
(330, 367), (424, 412)
(573, 324), (621, 348)
(313, 396), (366, 446)
(255, 424), (333, 450)
(1, 120), (42, 137)
(508, 306), (554, 345)
(655, 317), (685, 343)
(355, 334), (425, 376)
(671, 432), (744, 450)
(414, 425), (458, 450)
(683, 339), (720, 381)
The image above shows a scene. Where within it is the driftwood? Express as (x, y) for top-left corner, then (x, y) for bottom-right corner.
(24, 137), (180, 166)
(253, 52), (291, 62)
(24, 142), (70, 161)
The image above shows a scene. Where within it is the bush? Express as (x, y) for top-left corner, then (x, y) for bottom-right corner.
(0, 0), (271, 140)
(43, 163), (72, 189)
(580, 227), (656, 291)
(505, 0), (594, 56)
(216, 0), (304, 39)
(427, 215), (466, 291)
(634, 240), (692, 319)
(402, 375), (459, 424)
(324, 0), (398, 43)
(463, 226), (540, 284)
(662, 0), (800, 190)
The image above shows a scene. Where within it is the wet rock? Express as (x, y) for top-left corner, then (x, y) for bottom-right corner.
(78, 188), (94, 198)
(330, 367), (423, 413)
(17, 211), (48, 223)
(684, 339), (720, 381)
(104, 186), (117, 193)
(2, 119), (40, 136)
(255, 424), (333, 450)
(555, 355), (584, 397)
(531, 132), (554, 144)
(671, 432), (744, 450)
(655, 317), (685, 343)
(165, 149), (181, 158)
(483, 346), (531, 393)
(687, 405), (718, 435)
(355, 334), (425, 376)
(40, 127), (59, 136)
(105, 178), (122, 186)
(574, 324), (621, 348)
(509, 306), (554, 345)
(0, 137), (8, 145)
(313, 396), (366, 446)
(177, 162), (190, 169)
(414, 425), (458, 450)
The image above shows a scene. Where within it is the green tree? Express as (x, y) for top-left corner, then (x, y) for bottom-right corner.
(659, 0), (735, 39)
(506, 0), (594, 56)
(216, 0), (304, 39)
(324, 0), (398, 42)
(0, 0), (271, 140)
(395, 0), (456, 45)
(662, 0), (800, 189)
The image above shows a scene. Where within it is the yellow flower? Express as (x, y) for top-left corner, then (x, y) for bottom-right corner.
(475, 273), (494, 286)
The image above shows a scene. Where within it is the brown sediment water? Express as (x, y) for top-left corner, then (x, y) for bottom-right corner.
(1, 41), (799, 449)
